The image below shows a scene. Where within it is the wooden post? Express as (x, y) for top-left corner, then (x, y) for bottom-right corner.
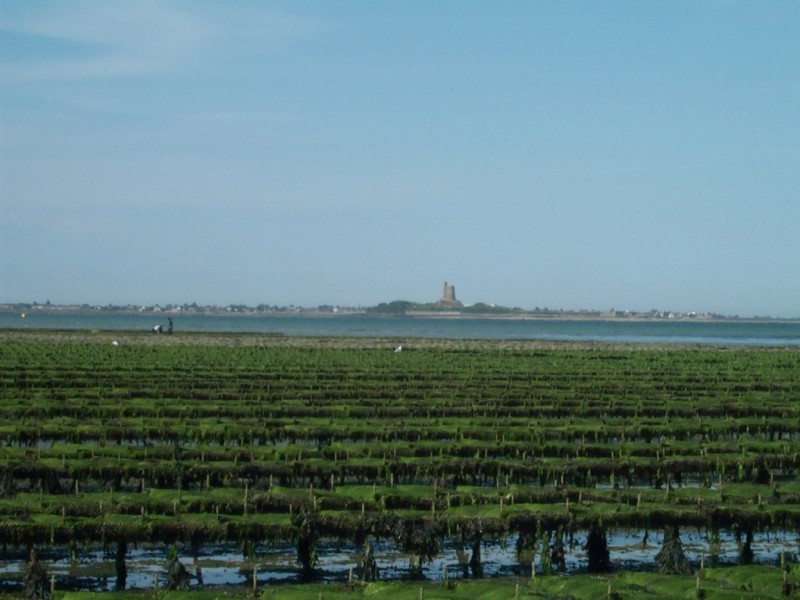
(252, 566), (257, 591)
(154, 573), (159, 589)
(50, 575), (55, 595)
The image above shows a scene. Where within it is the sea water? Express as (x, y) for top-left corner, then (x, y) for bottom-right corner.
(2, 311), (800, 345)
(0, 529), (796, 591)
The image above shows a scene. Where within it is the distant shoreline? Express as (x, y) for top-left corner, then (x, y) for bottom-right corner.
(1, 306), (798, 324)
(400, 311), (800, 324)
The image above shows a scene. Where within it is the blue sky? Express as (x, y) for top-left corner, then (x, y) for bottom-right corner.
(1, 1), (798, 317)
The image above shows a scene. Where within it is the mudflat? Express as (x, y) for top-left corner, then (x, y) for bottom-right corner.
(0, 328), (750, 351)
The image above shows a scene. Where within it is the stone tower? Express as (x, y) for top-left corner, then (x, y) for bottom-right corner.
(441, 281), (458, 304)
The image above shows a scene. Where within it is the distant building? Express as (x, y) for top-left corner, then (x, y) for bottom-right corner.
(438, 281), (463, 307)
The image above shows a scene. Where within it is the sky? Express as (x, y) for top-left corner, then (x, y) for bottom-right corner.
(1, 1), (798, 317)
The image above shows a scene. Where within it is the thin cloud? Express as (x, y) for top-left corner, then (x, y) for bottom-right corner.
(1, 2), (209, 82)
(1, 3), (334, 84)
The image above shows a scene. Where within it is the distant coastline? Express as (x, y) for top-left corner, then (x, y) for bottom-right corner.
(401, 311), (800, 324)
(1, 303), (797, 324)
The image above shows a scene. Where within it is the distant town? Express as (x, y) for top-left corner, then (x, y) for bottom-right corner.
(0, 282), (793, 321)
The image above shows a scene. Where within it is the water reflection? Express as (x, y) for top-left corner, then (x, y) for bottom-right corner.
(0, 528), (797, 592)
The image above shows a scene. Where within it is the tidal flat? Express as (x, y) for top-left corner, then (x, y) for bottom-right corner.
(0, 330), (798, 598)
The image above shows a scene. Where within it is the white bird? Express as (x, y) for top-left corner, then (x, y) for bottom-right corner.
(395, 345), (403, 353)
(112, 340), (120, 346)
